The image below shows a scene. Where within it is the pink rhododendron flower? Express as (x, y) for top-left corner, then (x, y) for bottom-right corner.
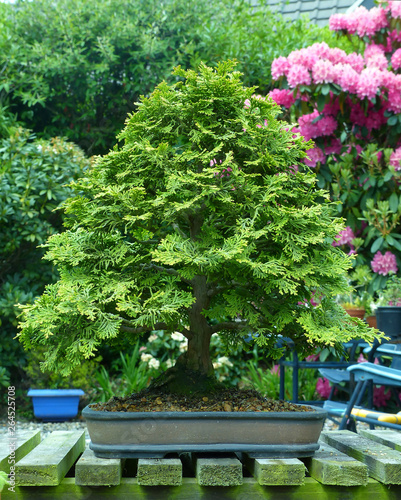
(268, 88), (295, 108)
(373, 386), (392, 407)
(271, 56), (290, 80)
(327, 47), (348, 65)
(287, 64), (311, 88)
(365, 44), (388, 70)
(298, 110), (337, 140)
(389, 1), (401, 19)
(270, 364), (280, 375)
(316, 377), (333, 399)
(312, 59), (335, 84)
(345, 53), (365, 73)
(357, 353), (367, 363)
(288, 48), (318, 69)
(332, 226), (355, 246)
(371, 251), (398, 275)
(338, 65), (360, 93)
(391, 48), (401, 70)
(390, 147), (401, 170)
(303, 146), (326, 168)
(356, 67), (382, 100)
(324, 138), (342, 155)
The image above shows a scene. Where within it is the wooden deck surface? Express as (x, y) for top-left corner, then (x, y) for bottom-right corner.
(2, 429), (401, 499)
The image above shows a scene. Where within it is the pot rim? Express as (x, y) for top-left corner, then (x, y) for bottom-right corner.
(82, 403), (327, 421)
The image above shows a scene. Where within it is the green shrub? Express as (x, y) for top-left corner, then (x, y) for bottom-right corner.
(0, 0), (347, 155)
(0, 110), (89, 381)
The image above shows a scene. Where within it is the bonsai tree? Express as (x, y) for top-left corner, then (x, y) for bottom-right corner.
(18, 62), (379, 396)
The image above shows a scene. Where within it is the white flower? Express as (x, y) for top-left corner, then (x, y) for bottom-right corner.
(179, 341), (187, 353)
(148, 334), (158, 343)
(141, 353), (152, 363)
(148, 358), (160, 370)
(217, 356), (233, 367)
(165, 359), (173, 368)
(171, 332), (185, 342)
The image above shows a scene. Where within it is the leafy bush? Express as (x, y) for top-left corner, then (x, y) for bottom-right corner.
(0, 0), (349, 155)
(269, 2), (401, 296)
(0, 110), (89, 381)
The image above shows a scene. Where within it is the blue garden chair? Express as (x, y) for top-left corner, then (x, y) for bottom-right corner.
(319, 343), (401, 431)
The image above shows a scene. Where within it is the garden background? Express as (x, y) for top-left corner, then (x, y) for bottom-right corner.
(1, 0), (400, 416)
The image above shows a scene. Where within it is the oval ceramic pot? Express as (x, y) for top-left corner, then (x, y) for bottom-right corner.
(28, 389), (84, 422)
(376, 306), (401, 340)
(82, 404), (327, 459)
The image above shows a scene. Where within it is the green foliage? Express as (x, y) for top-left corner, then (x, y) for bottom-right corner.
(0, 109), (89, 379)
(18, 62), (380, 384)
(24, 347), (100, 391)
(0, 0), (344, 154)
(242, 360), (320, 402)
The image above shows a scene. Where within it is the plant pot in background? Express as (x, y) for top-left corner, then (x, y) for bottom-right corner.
(366, 315), (377, 329)
(376, 306), (401, 340)
(28, 389), (85, 422)
(344, 308), (365, 320)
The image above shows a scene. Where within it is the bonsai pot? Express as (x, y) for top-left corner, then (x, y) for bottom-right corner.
(344, 308), (365, 320)
(82, 404), (327, 459)
(28, 389), (85, 422)
(376, 306), (401, 340)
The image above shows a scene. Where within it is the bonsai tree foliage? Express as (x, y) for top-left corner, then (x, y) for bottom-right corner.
(18, 62), (379, 394)
(269, 1), (401, 297)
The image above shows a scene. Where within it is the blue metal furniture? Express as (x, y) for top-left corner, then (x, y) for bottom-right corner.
(320, 343), (401, 430)
(278, 338), (368, 404)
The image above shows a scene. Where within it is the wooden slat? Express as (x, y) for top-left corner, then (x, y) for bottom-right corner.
(321, 430), (401, 485)
(360, 429), (401, 452)
(15, 430), (85, 486)
(195, 457), (243, 486)
(3, 477), (401, 499)
(243, 454), (305, 485)
(0, 430), (41, 474)
(75, 448), (122, 486)
(136, 458), (182, 486)
(303, 440), (368, 486)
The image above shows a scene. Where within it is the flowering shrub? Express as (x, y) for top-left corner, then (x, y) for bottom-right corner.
(270, 1), (401, 295)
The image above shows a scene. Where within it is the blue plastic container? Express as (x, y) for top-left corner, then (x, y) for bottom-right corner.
(27, 389), (85, 422)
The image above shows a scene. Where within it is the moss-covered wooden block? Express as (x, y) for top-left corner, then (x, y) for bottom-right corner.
(360, 429), (401, 452)
(0, 430), (41, 474)
(75, 448), (122, 486)
(15, 430), (85, 486)
(244, 455), (305, 485)
(136, 458), (182, 486)
(304, 440), (368, 486)
(195, 457), (243, 486)
(321, 430), (401, 485)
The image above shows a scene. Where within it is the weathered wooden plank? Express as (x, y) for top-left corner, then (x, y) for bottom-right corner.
(75, 448), (122, 486)
(0, 430), (41, 474)
(195, 457), (243, 486)
(3, 477), (401, 500)
(360, 429), (401, 452)
(136, 458), (182, 486)
(321, 430), (401, 485)
(15, 430), (85, 486)
(303, 440), (368, 486)
(243, 454), (305, 485)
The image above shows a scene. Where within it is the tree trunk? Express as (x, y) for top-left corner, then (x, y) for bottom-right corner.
(149, 275), (220, 395)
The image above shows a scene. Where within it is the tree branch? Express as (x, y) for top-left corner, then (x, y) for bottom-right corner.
(210, 320), (248, 334)
(141, 263), (193, 284)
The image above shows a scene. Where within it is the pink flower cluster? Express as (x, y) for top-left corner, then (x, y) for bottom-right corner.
(297, 110), (337, 141)
(332, 226), (355, 247)
(391, 48), (401, 70)
(329, 6), (388, 37)
(371, 250), (398, 275)
(390, 148), (401, 170)
(268, 88), (295, 108)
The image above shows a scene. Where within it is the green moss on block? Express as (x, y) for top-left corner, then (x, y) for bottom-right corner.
(136, 458), (182, 486)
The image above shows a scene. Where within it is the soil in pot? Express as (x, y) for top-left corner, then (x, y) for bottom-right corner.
(89, 387), (313, 414)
